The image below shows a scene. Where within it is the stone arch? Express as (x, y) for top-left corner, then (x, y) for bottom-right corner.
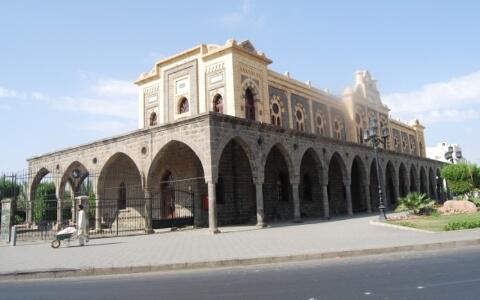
(420, 166), (428, 195)
(350, 156), (368, 213)
(30, 167), (52, 202)
(398, 162), (409, 198)
(410, 164), (419, 193)
(59, 161), (90, 200)
(263, 143), (294, 221)
(29, 167), (57, 224)
(96, 152), (144, 229)
(147, 140), (207, 227)
(385, 161), (397, 207)
(217, 138), (256, 225)
(98, 152), (143, 203)
(214, 136), (258, 183)
(299, 148), (323, 217)
(328, 152), (348, 215)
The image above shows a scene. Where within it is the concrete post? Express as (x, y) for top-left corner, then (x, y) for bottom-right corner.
(322, 184), (330, 219)
(292, 183), (302, 222)
(207, 181), (220, 234)
(255, 182), (266, 228)
(344, 180), (353, 216)
(0, 199), (13, 242)
(364, 184), (372, 213)
(144, 188), (153, 234)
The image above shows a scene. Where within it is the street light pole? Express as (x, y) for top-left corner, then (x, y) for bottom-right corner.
(364, 117), (389, 221)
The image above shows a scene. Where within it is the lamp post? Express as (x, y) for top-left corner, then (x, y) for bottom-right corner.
(363, 117), (389, 221)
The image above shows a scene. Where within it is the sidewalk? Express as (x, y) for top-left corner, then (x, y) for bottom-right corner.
(1, 214), (480, 280)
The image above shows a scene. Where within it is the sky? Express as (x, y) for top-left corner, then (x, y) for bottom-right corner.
(0, 0), (479, 171)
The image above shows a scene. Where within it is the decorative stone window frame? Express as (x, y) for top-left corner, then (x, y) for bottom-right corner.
(174, 75), (191, 120)
(410, 140), (416, 154)
(333, 116), (345, 140)
(402, 136), (408, 152)
(241, 79), (261, 121)
(147, 107), (158, 127)
(270, 95), (283, 127)
(315, 111), (325, 136)
(294, 103), (306, 132)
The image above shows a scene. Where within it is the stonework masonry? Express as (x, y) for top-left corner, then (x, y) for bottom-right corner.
(27, 40), (444, 233)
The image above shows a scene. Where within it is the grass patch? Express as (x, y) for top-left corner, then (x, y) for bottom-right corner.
(388, 212), (480, 232)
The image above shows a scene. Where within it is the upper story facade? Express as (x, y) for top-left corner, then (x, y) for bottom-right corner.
(134, 39), (426, 158)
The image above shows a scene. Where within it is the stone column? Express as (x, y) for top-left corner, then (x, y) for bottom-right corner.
(144, 188), (153, 234)
(207, 181), (220, 234)
(56, 198), (63, 229)
(364, 184), (372, 213)
(394, 180), (400, 205)
(255, 182), (266, 227)
(95, 198), (101, 232)
(322, 184), (330, 219)
(292, 183), (302, 222)
(344, 180), (353, 216)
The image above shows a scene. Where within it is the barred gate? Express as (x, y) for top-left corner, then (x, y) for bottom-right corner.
(152, 188), (195, 229)
(0, 170), (149, 242)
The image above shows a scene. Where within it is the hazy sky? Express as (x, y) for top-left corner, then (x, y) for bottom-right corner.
(1, 0), (479, 171)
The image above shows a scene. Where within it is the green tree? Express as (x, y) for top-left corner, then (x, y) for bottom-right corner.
(0, 178), (22, 199)
(441, 163), (476, 195)
(33, 182), (56, 223)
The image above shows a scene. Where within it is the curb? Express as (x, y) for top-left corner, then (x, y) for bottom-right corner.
(2, 238), (480, 281)
(369, 220), (434, 233)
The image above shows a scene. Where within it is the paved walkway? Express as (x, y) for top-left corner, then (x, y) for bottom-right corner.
(1, 214), (480, 276)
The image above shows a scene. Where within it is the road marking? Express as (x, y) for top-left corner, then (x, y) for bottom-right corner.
(364, 292), (372, 295)
(417, 286), (424, 289)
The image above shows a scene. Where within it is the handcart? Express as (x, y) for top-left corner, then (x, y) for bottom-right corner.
(51, 226), (77, 248)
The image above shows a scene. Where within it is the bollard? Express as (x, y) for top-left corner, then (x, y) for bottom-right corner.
(10, 225), (16, 246)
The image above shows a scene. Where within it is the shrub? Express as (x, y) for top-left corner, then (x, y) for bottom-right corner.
(395, 192), (436, 215)
(469, 197), (480, 208)
(444, 220), (480, 231)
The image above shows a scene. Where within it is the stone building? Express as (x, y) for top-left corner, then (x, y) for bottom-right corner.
(27, 39), (443, 233)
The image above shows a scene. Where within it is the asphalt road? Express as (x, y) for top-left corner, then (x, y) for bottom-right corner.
(3, 246), (480, 300)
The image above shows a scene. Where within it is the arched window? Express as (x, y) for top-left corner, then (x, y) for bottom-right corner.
(213, 94), (223, 113)
(118, 182), (126, 210)
(245, 88), (255, 121)
(302, 174), (312, 202)
(178, 97), (189, 114)
(149, 112), (157, 126)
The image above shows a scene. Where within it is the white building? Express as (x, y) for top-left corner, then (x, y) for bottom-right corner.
(427, 142), (466, 164)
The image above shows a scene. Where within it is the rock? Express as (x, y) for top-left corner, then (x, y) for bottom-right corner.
(438, 200), (477, 215)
